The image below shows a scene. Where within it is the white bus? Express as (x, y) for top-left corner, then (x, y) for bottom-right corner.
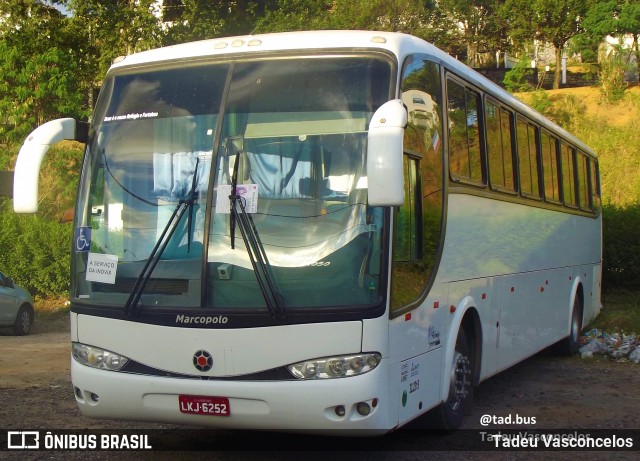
(13, 31), (601, 433)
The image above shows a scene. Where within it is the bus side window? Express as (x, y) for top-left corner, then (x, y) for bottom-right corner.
(447, 78), (483, 184)
(485, 99), (516, 193)
(391, 55), (444, 314)
(516, 117), (541, 199)
(590, 159), (601, 211)
(541, 131), (561, 204)
(576, 150), (591, 211)
(561, 143), (578, 207)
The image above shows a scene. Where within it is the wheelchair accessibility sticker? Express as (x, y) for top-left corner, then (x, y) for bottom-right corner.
(75, 227), (91, 252)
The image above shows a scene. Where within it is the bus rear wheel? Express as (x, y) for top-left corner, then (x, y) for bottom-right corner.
(558, 295), (583, 355)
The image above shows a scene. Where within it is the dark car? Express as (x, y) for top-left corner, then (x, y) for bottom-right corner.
(0, 271), (34, 335)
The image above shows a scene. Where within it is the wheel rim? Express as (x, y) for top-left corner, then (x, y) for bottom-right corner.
(448, 350), (471, 412)
(19, 311), (30, 333)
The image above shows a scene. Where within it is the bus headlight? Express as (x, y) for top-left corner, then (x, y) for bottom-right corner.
(72, 343), (129, 371)
(287, 352), (381, 379)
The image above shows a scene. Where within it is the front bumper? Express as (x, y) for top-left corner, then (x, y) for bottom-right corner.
(71, 356), (393, 433)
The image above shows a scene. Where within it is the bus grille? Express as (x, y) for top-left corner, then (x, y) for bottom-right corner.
(92, 278), (189, 295)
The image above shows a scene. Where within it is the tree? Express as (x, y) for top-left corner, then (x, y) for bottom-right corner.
(439, 0), (509, 67)
(582, 0), (640, 80)
(163, 0), (277, 44)
(505, 0), (587, 89)
(253, 0), (331, 32)
(68, 0), (164, 107)
(0, 0), (86, 144)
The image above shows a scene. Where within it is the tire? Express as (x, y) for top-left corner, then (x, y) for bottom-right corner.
(558, 296), (582, 355)
(427, 327), (474, 430)
(13, 305), (32, 336)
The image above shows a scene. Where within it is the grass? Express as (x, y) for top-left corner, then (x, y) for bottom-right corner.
(589, 290), (640, 334)
(32, 295), (70, 334)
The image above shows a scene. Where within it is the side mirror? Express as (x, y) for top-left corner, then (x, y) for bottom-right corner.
(13, 118), (87, 213)
(366, 99), (407, 206)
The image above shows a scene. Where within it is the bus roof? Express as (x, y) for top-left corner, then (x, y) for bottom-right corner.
(110, 30), (596, 159)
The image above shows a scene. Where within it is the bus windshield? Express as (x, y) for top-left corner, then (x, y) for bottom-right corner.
(73, 56), (392, 317)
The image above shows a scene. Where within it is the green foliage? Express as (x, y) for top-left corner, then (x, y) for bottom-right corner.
(0, 199), (71, 296)
(69, 0), (164, 97)
(503, 59), (534, 92)
(581, 0), (640, 83)
(598, 51), (628, 103)
(503, 0), (587, 89)
(253, 0), (330, 33)
(529, 90), (553, 113)
(164, 0), (275, 43)
(529, 91), (585, 129)
(254, 0), (429, 35)
(0, 1), (88, 144)
(593, 289), (640, 333)
(602, 204), (640, 290)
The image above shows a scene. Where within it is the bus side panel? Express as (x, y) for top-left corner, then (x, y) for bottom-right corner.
(438, 194), (601, 377)
(496, 268), (567, 371)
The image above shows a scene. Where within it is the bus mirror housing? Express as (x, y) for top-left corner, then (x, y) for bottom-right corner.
(13, 118), (87, 213)
(367, 99), (406, 206)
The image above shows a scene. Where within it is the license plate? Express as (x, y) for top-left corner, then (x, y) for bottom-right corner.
(178, 395), (230, 416)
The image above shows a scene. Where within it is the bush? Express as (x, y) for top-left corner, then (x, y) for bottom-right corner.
(503, 58), (534, 93)
(602, 204), (640, 290)
(0, 198), (71, 296)
(529, 91), (586, 130)
(599, 52), (627, 103)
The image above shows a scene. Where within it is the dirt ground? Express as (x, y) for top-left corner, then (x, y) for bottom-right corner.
(1, 311), (639, 460)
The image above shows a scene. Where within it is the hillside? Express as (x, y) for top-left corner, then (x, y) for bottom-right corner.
(517, 85), (640, 127)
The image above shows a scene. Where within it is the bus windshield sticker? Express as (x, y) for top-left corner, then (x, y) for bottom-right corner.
(216, 184), (258, 214)
(104, 112), (159, 122)
(75, 227), (92, 252)
(86, 253), (118, 284)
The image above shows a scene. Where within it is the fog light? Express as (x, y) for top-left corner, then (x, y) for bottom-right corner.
(356, 401), (371, 416)
(90, 393), (100, 402)
(335, 405), (346, 417)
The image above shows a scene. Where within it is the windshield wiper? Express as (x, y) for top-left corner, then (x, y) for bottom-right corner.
(227, 138), (285, 319)
(123, 158), (200, 317)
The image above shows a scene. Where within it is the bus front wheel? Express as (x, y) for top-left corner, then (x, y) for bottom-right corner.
(434, 327), (474, 430)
